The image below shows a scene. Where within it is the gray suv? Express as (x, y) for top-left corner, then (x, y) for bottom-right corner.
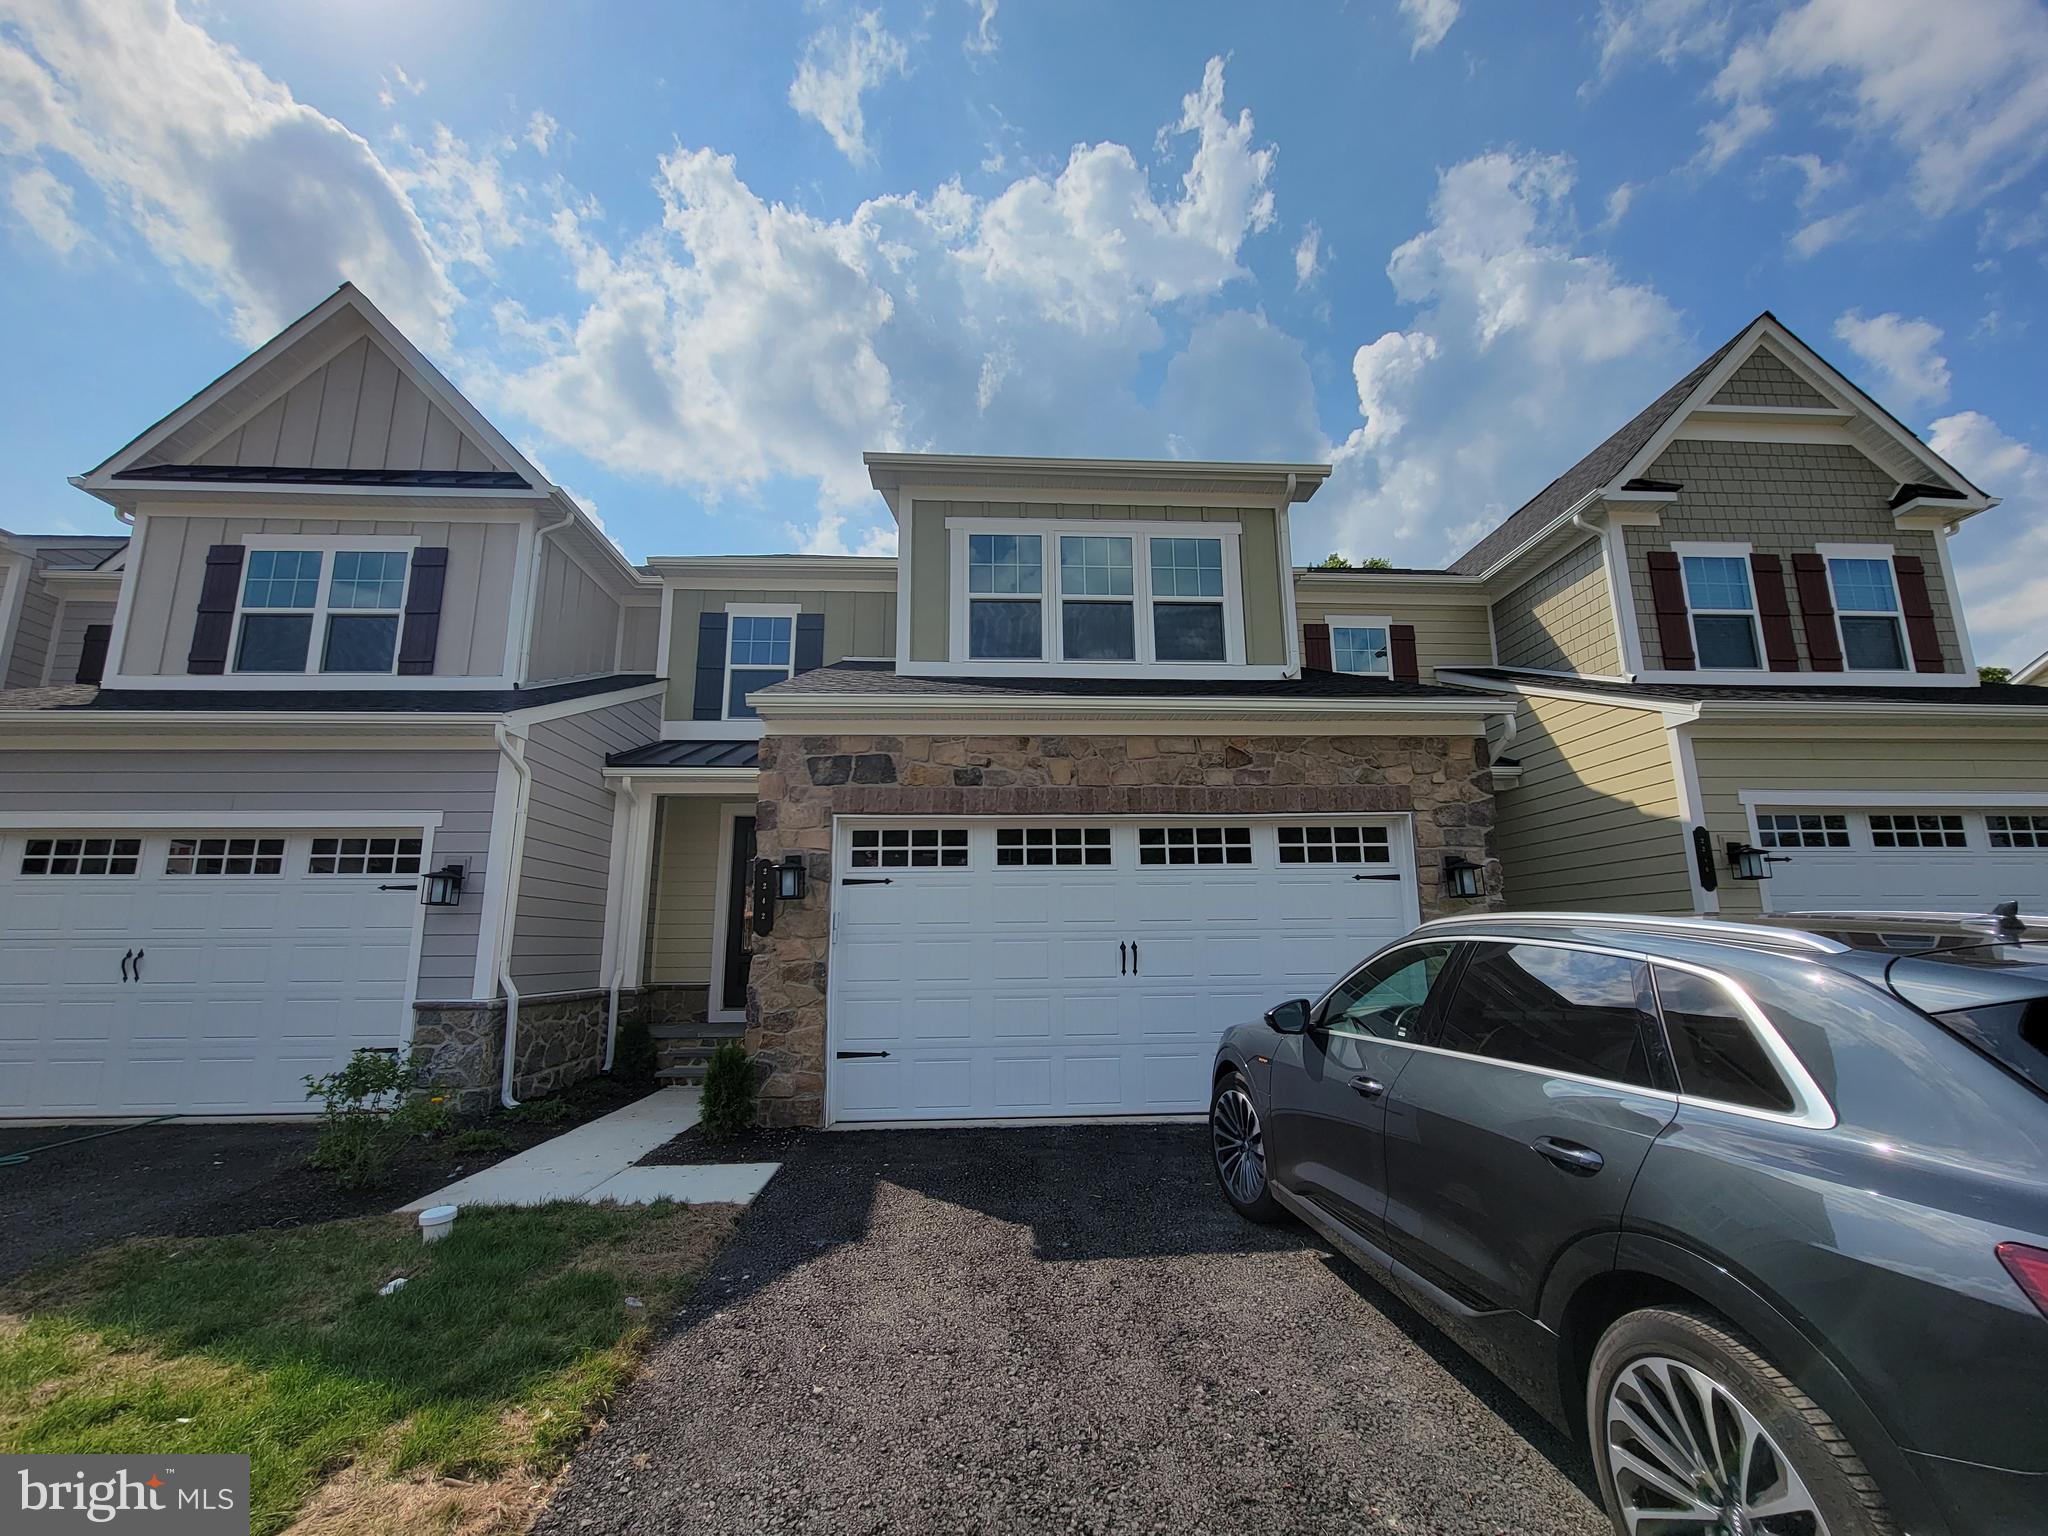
(1209, 911), (2048, 1536)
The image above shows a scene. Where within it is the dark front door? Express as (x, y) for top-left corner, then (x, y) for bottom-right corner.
(721, 815), (757, 1013)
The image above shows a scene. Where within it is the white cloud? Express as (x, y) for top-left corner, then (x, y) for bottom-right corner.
(1706, 0), (2048, 215)
(390, 63), (426, 96)
(1398, 0), (1461, 56)
(1600, 181), (1637, 230)
(1932, 411), (2048, 666)
(788, 10), (910, 167)
(1159, 311), (1322, 461)
(1694, 97), (1772, 171)
(1310, 149), (1687, 565)
(1790, 207), (1860, 258)
(391, 124), (527, 274)
(1293, 223), (1323, 288)
(525, 110), (558, 155)
(7, 164), (85, 253)
(1832, 309), (1951, 408)
(0, 0), (454, 345)
(1588, 0), (1730, 84)
(1770, 151), (1843, 209)
(963, 0), (999, 58)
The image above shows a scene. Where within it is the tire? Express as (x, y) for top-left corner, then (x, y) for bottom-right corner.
(1209, 1070), (1283, 1224)
(1587, 1305), (1893, 1536)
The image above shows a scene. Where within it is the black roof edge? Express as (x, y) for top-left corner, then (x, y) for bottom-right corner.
(110, 464), (532, 490)
(1622, 477), (1683, 493)
(1890, 481), (1968, 508)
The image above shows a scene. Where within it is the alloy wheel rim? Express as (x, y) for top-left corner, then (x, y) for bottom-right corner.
(1211, 1087), (1265, 1205)
(1605, 1354), (1829, 1536)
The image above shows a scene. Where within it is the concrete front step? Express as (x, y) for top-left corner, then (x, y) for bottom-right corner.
(657, 1065), (707, 1084)
(649, 1021), (745, 1042)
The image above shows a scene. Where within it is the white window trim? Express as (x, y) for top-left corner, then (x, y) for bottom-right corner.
(230, 534), (420, 679)
(722, 602), (800, 722)
(1814, 542), (1913, 675)
(1673, 540), (1763, 672)
(943, 517), (1245, 676)
(1325, 613), (1394, 677)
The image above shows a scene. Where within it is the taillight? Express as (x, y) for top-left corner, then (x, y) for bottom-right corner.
(1996, 1242), (2048, 1317)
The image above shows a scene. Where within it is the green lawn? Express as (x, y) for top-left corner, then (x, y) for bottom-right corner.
(1, 1202), (735, 1536)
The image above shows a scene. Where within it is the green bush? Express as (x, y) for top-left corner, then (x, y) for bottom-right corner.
(303, 1050), (443, 1188)
(698, 1041), (756, 1141)
(611, 1014), (657, 1084)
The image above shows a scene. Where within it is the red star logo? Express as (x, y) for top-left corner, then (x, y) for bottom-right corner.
(147, 1476), (163, 1488)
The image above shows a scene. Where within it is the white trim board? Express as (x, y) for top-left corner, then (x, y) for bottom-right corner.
(1735, 790), (2048, 809)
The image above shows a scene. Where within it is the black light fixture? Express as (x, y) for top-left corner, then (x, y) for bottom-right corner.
(776, 854), (808, 902)
(1726, 841), (1784, 881)
(420, 862), (466, 907)
(1443, 856), (1486, 900)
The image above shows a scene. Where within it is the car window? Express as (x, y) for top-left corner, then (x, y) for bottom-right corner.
(1652, 967), (1796, 1113)
(1323, 942), (1455, 1040)
(1434, 943), (1657, 1088)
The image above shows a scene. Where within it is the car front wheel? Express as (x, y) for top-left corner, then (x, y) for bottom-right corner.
(1210, 1070), (1282, 1223)
(1588, 1306), (1893, 1536)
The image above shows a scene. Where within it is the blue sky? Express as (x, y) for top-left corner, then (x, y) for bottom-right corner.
(3, 0), (2046, 662)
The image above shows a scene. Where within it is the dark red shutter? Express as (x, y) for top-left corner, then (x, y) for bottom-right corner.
(1790, 553), (1843, 671)
(1749, 553), (1800, 672)
(75, 624), (111, 685)
(1302, 621), (1332, 671)
(186, 543), (245, 675)
(396, 546), (449, 676)
(1893, 554), (1946, 673)
(1645, 551), (1695, 670)
(1389, 623), (1419, 682)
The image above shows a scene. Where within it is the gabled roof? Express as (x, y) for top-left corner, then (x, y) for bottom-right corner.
(1447, 312), (1995, 579)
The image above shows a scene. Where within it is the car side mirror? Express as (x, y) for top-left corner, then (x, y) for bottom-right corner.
(1264, 998), (1312, 1035)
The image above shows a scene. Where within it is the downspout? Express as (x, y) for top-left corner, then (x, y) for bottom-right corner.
(515, 498), (576, 687)
(604, 774), (638, 1072)
(492, 721), (534, 1109)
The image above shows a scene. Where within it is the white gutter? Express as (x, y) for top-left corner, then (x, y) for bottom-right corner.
(492, 721), (534, 1109)
(515, 499), (576, 687)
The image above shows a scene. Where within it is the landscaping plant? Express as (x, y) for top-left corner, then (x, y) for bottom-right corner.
(303, 1050), (445, 1189)
(611, 1013), (658, 1084)
(698, 1040), (757, 1140)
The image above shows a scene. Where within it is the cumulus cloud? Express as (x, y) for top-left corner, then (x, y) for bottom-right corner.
(1832, 309), (1950, 408)
(1932, 411), (2048, 667)
(1309, 149), (1687, 565)
(391, 124), (528, 273)
(788, 10), (910, 166)
(1398, 0), (1461, 56)
(0, 0), (454, 344)
(7, 164), (85, 253)
(1159, 311), (1322, 462)
(525, 110), (558, 154)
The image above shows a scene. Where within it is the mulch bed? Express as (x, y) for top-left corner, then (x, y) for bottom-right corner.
(637, 1122), (812, 1165)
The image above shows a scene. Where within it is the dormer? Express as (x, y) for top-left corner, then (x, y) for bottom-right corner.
(864, 454), (1329, 680)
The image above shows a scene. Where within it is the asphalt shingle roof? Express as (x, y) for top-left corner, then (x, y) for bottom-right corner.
(1447, 667), (2048, 707)
(753, 659), (1502, 703)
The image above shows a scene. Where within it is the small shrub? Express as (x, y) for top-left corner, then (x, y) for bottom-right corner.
(508, 1095), (577, 1125)
(698, 1041), (756, 1141)
(448, 1127), (515, 1156)
(304, 1050), (435, 1188)
(611, 1015), (657, 1084)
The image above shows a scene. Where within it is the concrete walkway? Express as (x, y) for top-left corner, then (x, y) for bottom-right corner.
(400, 1087), (780, 1211)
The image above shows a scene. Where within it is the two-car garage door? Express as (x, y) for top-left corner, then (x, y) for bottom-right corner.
(0, 829), (424, 1118)
(827, 817), (1420, 1122)
(1750, 804), (2048, 914)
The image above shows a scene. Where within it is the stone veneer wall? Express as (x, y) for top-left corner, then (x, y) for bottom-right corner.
(748, 731), (1502, 1127)
(411, 989), (610, 1111)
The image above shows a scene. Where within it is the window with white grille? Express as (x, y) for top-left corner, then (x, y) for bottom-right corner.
(166, 836), (286, 876)
(1867, 814), (1966, 850)
(1137, 826), (1252, 867)
(308, 836), (423, 875)
(19, 837), (141, 876)
(850, 827), (968, 869)
(1986, 814), (2048, 850)
(995, 827), (1111, 867)
(1277, 825), (1392, 865)
(1755, 813), (1850, 850)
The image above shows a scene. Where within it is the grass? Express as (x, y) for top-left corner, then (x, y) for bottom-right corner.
(0, 1202), (737, 1536)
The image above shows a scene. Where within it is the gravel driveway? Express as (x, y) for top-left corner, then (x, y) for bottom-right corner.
(539, 1124), (1607, 1536)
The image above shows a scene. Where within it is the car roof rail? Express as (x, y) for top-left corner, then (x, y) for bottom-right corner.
(1413, 911), (1848, 955)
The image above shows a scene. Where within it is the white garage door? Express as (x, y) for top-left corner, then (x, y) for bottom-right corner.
(827, 816), (1421, 1123)
(1752, 804), (2048, 914)
(0, 828), (426, 1118)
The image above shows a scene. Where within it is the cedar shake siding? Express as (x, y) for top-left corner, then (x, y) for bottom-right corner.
(1490, 539), (1621, 675)
(1708, 347), (1832, 409)
(1624, 440), (1966, 674)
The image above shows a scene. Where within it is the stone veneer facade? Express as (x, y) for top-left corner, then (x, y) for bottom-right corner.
(411, 989), (610, 1111)
(746, 730), (1503, 1127)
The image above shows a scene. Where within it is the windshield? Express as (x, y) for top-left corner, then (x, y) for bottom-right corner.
(1883, 946), (2048, 1098)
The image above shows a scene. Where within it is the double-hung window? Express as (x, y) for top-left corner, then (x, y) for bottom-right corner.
(1148, 537), (1226, 661)
(1820, 548), (1908, 671)
(1677, 546), (1762, 669)
(724, 607), (795, 720)
(967, 534), (1044, 661)
(1327, 616), (1391, 676)
(233, 542), (413, 675)
(1059, 535), (1136, 660)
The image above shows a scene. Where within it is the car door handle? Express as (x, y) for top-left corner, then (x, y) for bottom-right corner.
(1531, 1136), (1604, 1176)
(1348, 1075), (1387, 1099)
(120, 948), (133, 982)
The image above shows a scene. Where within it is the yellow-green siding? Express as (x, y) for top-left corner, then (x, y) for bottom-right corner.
(662, 586), (896, 719)
(1293, 578), (1492, 679)
(644, 796), (751, 982)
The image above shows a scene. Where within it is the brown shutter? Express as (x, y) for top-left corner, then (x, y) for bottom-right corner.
(396, 546), (449, 676)
(1645, 550), (1694, 670)
(1302, 621), (1332, 671)
(1389, 623), (1419, 682)
(1748, 553), (1800, 672)
(186, 543), (245, 675)
(75, 624), (111, 685)
(1790, 553), (1843, 671)
(1893, 554), (1946, 673)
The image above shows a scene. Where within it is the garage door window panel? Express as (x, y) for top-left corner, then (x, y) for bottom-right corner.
(1137, 826), (1251, 867)
(1652, 966), (1795, 1114)
(850, 827), (968, 869)
(1435, 943), (1659, 1088)
(1325, 942), (1455, 1040)
(20, 836), (141, 877)
(995, 827), (1110, 868)
(1987, 815), (2048, 850)
(308, 836), (422, 875)
(1278, 825), (1391, 865)
(166, 837), (285, 876)
(1756, 813), (1849, 850)
(1869, 813), (1967, 850)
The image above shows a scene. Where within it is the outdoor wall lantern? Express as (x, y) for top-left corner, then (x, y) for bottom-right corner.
(1726, 841), (1785, 881)
(420, 863), (466, 907)
(776, 854), (809, 902)
(1443, 856), (1487, 900)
